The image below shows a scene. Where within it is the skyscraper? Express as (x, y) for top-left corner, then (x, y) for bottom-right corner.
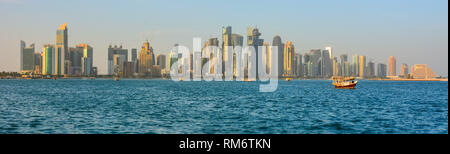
(131, 48), (137, 62)
(113, 54), (126, 75)
(107, 45), (128, 75)
(377, 63), (387, 78)
(340, 54), (348, 76)
(332, 57), (339, 77)
(295, 53), (303, 77)
(263, 42), (271, 74)
(34, 52), (42, 74)
(400, 63), (409, 77)
(231, 34), (243, 77)
(131, 48), (138, 73)
(352, 54), (359, 77)
(367, 61), (375, 78)
(272, 35), (284, 77)
(55, 23), (68, 75)
(41, 45), (55, 75)
(388, 56), (396, 76)
(68, 47), (83, 75)
(222, 26), (232, 77)
(138, 40), (154, 75)
(359, 56), (366, 78)
(20, 41), (35, 73)
(283, 41), (295, 76)
(308, 49), (322, 77)
(325, 46), (333, 59)
(247, 27), (263, 79)
(321, 49), (332, 78)
(77, 44), (93, 76)
(123, 61), (135, 77)
(156, 54), (167, 70)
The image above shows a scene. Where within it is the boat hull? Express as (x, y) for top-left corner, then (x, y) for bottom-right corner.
(333, 83), (357, 89)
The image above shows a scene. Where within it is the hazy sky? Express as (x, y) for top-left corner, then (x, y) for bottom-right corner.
(0, 0), (448, 76)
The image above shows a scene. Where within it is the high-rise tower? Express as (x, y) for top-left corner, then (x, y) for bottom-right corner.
(272, 35), (284, 77)
(138, 40), (154, 75)
(283, 41), (295, 76)
(55, 23), (68, 75)
(388, 56), (396, 76)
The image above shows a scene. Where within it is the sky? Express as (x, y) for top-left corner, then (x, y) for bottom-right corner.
(0, 0), (448, 76)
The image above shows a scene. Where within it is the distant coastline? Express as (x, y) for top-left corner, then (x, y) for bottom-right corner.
(1, 76), (448, 82)
(369, 78), (448, 82)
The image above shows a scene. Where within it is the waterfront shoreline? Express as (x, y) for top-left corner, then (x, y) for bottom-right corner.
(1, 77), (448, 82)
(368, 78), (448, 82)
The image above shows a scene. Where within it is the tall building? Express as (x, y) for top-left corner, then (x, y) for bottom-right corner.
(76, 44), (93, 76)
(359, 56), (366, 78)
(283, 41), (295, 76)
(231, 34), (244, 47)
(156, 54), (167, 70)
(68, 47), (83, 75)
(400, 63), (409, 77)
(107, 45), (128, 75)
(138, 40), (154, 75)
(352, 54), (359, 77)
(411, 64), (437, 79)
(123, 61), (135, 77)
(41, 45), (55, 75)
(55, 23), (68, 75)
(20, 41), (35, 73)
(367, 61), (375, 78)
(113, 54), (126, 75)
(34, 52), (42, 74)
(332, 57), (339, 77)
(263, 42), (271, 74)
(388, 56), (396, 76)
(308, 49), (322, 77)
(321, 49), (332, 78)
(231, 34), (243, 77)
(204, 38), (219, 75)
(325, 46), (333, 59)
(20, 40), (25, 72)
(222, 26), (232, 77)
(131, 48), (138, 73)
(247, 27), (264, 79)
(377, 63), (387, 77)
(343, 62), (350, 77)
(131, 48), (137, 62)
(295, 53), (303, 77)
(272, 35), (284, 77)
(340, 54), (348, 76)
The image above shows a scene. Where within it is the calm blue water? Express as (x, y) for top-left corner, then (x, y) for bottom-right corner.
(0, 79), (447, 134)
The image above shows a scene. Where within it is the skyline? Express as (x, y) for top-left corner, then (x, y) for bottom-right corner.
(0, 0), (448, 76)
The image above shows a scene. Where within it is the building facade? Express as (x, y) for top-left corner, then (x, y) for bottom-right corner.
(283, 41), (295, 76)
(20, 41), (35, 73)
(400, 63), (409, 77)
(359, 56), (366, 78)
(55, 23), (68, 75)
(41, 45), (55, 75)
(138, 41), (154, 75)
(107, 45), (128, 75)
(388, 56), (396, 76)
(272, 35), (284, 77)
(77, 44), (93, 76)
(377, 63), (387, 78)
